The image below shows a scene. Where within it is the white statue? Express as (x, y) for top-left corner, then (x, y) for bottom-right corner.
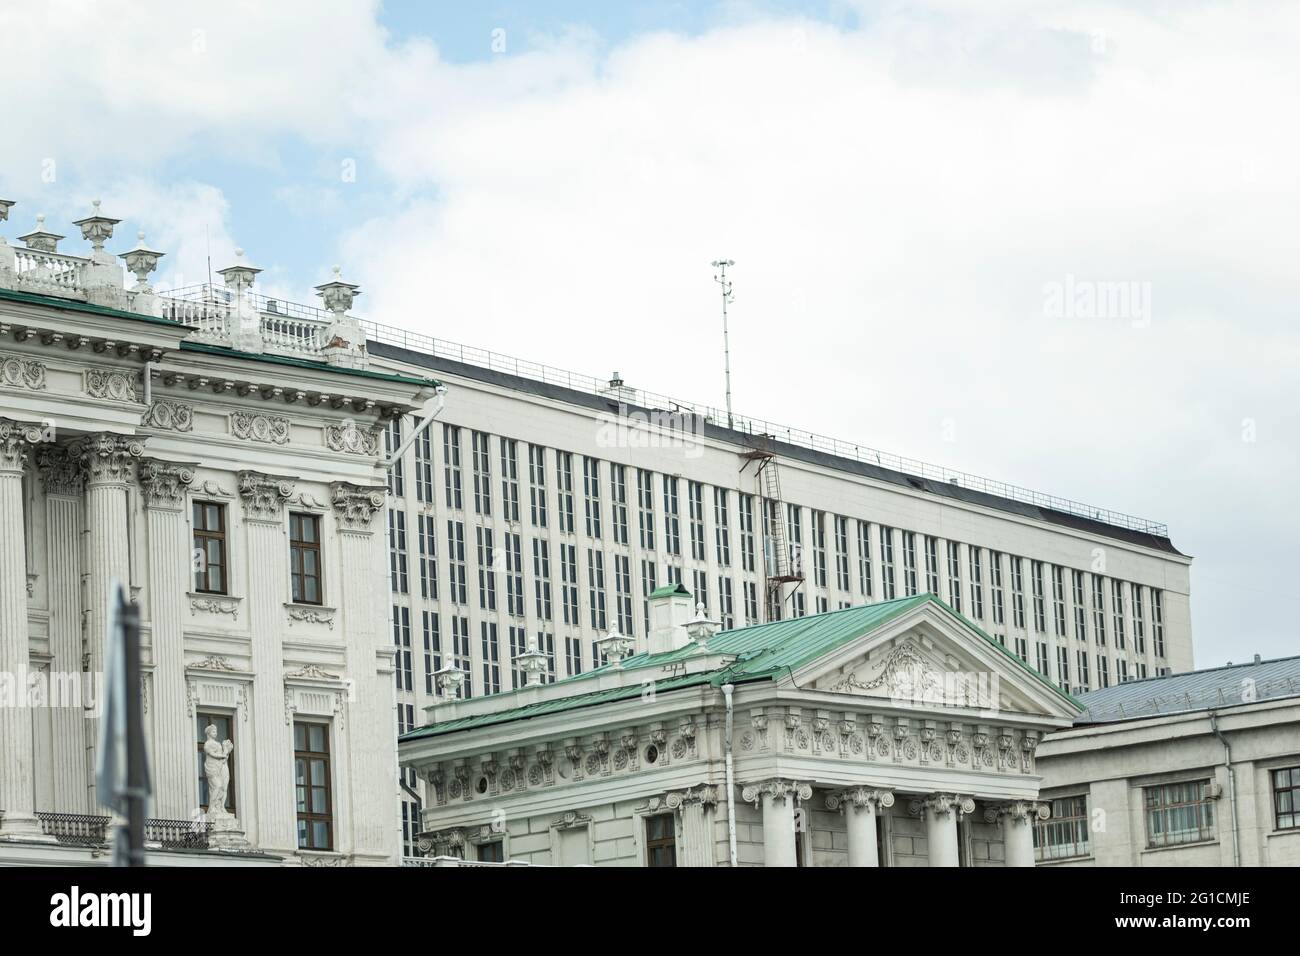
(202, 724), (235, 819)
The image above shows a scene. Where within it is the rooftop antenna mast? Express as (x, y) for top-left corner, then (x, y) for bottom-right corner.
(712, 259), (735, 429)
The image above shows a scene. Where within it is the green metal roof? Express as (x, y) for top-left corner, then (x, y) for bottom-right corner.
(647, 582), (691, 600)
(0, 286), (187, 328)
(180, 340), (438, 387)
(400, 593), (1079, 742)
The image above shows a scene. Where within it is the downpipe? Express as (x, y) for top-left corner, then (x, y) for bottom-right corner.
(1209, 711), (1241, 867)
(722, 683), (738, 868)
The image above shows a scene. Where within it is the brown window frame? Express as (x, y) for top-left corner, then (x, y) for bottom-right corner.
(289, 512), (324, 606)
(196, 711), (235, 814)
(294, 721), (333, 851)
(193, 501), (229, 595)
(476, 839), (504, 863)
(1273, 766), (1300, 831)
(644, 812), (677, 867)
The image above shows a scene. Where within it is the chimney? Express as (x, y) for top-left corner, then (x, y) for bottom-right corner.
(647, 582), (695, 655)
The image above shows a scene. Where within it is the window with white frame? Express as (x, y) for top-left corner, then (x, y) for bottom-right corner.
(1272, 766), (1300, 830)
(1034, 795), (1091, 861)
(1144, 780), (1216, 848)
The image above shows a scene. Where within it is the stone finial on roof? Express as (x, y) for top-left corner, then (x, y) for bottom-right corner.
(120, 231), (165, 292)
(595, 627), (635, 667)
(216, 247), (261, 293)
(434, 665), (467, 699)
(0, 199), (13, 223)
(517, 638), (549, 687)
(684, 601), (721, 649)
(315, 264), (361, 315)
(18, 213), (64, 253)
(72, 199), (121, 253)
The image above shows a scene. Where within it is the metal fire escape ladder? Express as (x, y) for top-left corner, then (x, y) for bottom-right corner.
(740, 439), (804, 622)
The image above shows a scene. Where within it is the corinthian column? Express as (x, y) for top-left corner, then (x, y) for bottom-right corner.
(138, 458), (197, 820)
(330, 481), (397, 862)
(71, 431), (145, 809)
(239, 470), (296, 854)
(911, 793), (975, 867)
(741, 778), (812, 867)
(986, 800), (1048, 867)
(34, 445), (88, 813)
(0, 419), (52, 841)
(668, 784), (719, 867)
(827, 787), (894, 866)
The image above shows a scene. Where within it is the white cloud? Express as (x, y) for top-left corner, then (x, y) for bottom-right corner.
(5, 0), (1297, 664)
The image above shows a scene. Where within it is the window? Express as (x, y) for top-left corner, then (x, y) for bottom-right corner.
(480, 621), (501, 695)
(1036, 641), (1049, 677)
(393, 605), (412, 691)
(1076, 649), (1090, 692)
(388, 509), (408, 595)
(692, 569), (709, 615)
(1098, 654), (1110, 688)
(786, 504), (803, 576)
(196, 712), (235, 813)
(714, 488), (731, 567)
(1056, 645), (1070, 693)
(500, 438), (520, 523)
(1032, 561), (1047, 634)
(560, 543), (579, 626)
(289, 513), (322, 605)
(744, 580), (758, 627)
(471, 431), (492, 516)
(528, 444), (548, 528)
(644, 813), (677, 867)
(879, 526), (895, 599)
(812, 511), (829, 589)
(477, 840), (505, 863)
(990, 552), (1005, 626)
(583, 456), (602, 538)
(663, 477), (681, 556)
(1132, 584), (1146, 654)
(1152, 589), (1166, 658)
(1091, 574), (1107, 646)
(422, 611), (441, 695)
(417, 514), (438, 600)
(508, 625), (528, 689)
(967, 547), (983, 619)
(641, 559), (657, 634)
(294, 722), (332, 850)
(442, 424), (463, 510)
(945, 541), (960, 613)
(1144, 780), (1216, 848)
(901, 530), (917, 596)
(1010, 556), (1025, 629)
(1072, 570), (1087, 642)
(1052, 566), (1067, 637)
(718, 576), (735, 630)
(447, 520), (468, 605)
(613, 554), (633, 636)
(587, 549), (607, 632)
(556, 452), (576, 534)
(533, 539), (553, 621)
(451, 616), (472, 698)
(1272, 767), (1300, 830)
(384, 418), (404, 497)
(688, 481), (705, 561)
(564, 635), (583, 678)
(414, 424), (434, 504)
(475, 526), (496, 611)
(739, 494), (756, 573)
(193, 502), (228, 594)
(504, 531), (524, 617)
(610, 464), (629, 546)
(835, 518), (851, 592)
(1034, 795), (1090, 861)
(856, 520), (873, 598)
(637, 469), (656, 551)
(1112, 579), (1127, 650)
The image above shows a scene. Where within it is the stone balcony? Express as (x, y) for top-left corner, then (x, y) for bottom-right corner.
(0, 199), (368, 369)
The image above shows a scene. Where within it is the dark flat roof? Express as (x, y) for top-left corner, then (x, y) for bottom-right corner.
(370, 339), (1184, 556)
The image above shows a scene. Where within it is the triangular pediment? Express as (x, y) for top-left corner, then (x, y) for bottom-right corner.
(790, 599), (1079, 723)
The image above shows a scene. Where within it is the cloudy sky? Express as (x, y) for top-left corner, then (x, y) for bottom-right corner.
(3, 0), (1295, 667)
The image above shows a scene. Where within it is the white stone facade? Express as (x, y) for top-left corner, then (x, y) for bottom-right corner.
(0, 202), (435, 864)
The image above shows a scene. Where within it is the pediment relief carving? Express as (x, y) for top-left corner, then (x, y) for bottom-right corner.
(815, 636), (1005, 711)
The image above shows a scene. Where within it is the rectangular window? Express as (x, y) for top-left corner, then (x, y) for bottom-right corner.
(879, 526), (896, 600)
(1056, 645), (1070, 693)
(414, 424), (434, 504)
(564, 635), (583, 678)
(610, 463), (629, 546)
(1034, 795), (1090, 861)
(418, 514), (438, 600)
(471, 431), (492, 516)
(739, 494), (756, 574)
(509, 625), (529, 690)
(856, 521), (873, 598)
(1091, 574), (1107, 646)
(990, 552), (1005, 626)
(691, 569), (710, 615)
(504, 531), (524, 618)
(294, 722), (332, 850)
(645, 813), (677, 867)
(1052, 566), (1067, 637)
(1072, 570), (1087, 642)
(1132, 584), (1146, 654)
(587, 549), (607, 631)
(811, 511), (829, 589)
(1036, 641), (1049, 677)
(196, 712), (235, 814)
(385, 418), (404, 498)
(480, 621), (501, 695)
(663, 476), (681, 556)
(718, 576), (735, 630)
(688, 481), (706, 561)
(528, 444), (548, 528)
(388, 509), (408, 594)
(1111, 579), (1127, 650)
(968, 547), (984, 619)
(637, 469), (656, 551)
(641, 559), (657, 635)
(1098, 654), (1110, 688)
(476, 526), (496, 611)
(421, 610), (441, 695)
(1032, 560), (1047, 634)
(556, 451), (576, 534)
(1273, 767), (1300, 830)
(1152, 589), (1166, 658)
(289, 513), (322, 605)
(1144, 780), (1216, 848)
(901, 530), (917, 597)
(1117, 657), (1129, 683)
(536, 631), (557, 683)
(945, 541), (961, 614)
(614, 553), (633, 636)
(1010, 556), (1025, 629)
(193, 502), (228, 595)
(451, 616), (472, 698)
(532, 539), (553, 621)
(1076, 649), (1090, 692)
(447, 520), (468, 605)
(835, 517), (851, 592)
(583, 456), (602, 538)
(1014, 635), (1027, 662)
(560, 543), (579, 626)
(787, 504), (804, 577)
(924, 536), (940, 597)
(744, 580), (758, 627)
(500, 438), (520, 523)
(392, 605), (412, 691)
(442, 424), (463, 510)
(714, 487), (732, 567)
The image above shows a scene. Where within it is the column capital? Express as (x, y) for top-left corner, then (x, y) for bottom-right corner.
(34, 444), (83, 496)
(909, 793), (976, 819)
(138, 458), (198, 510)
(237, 470), (295, 521)
(825, 787), (895, 814)
(70, 431), (146, 485)
(0, 418), (47, 472)
(983, 800), (1050, 825)
(740, 778), (813, 808)
(329, 481), (387, 532)
(662, 784), (721, 810)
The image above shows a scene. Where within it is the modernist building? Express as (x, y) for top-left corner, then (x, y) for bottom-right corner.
(1035, 655), (1300, 867)
(398, 587), (1082, 867)
(0, 200), (436, 865)
(363, 323), (1193, 855)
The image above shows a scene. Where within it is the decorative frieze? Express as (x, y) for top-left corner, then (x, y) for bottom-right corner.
(286, 663), (341, 681)
(137, 458), (197, 508)
(285, 604), (337, 629)
(85, 367), (138, 402)
(0, 355), (46, 391)
(237, 470), (295, 521)
(70, 432), (145, 484)
(140, 400), (194, 432)
(324, 421), (381, 456)
(230, 411), (290, 445)
(329, 481), (386, 531)
(189, 594), (240, 620)
(188, 655), (243, 672)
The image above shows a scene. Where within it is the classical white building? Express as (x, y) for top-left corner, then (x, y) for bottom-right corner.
(1035, 654), (1300, 867)
(0, 200), (436, 865)
(398, 587), (1081, 866)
